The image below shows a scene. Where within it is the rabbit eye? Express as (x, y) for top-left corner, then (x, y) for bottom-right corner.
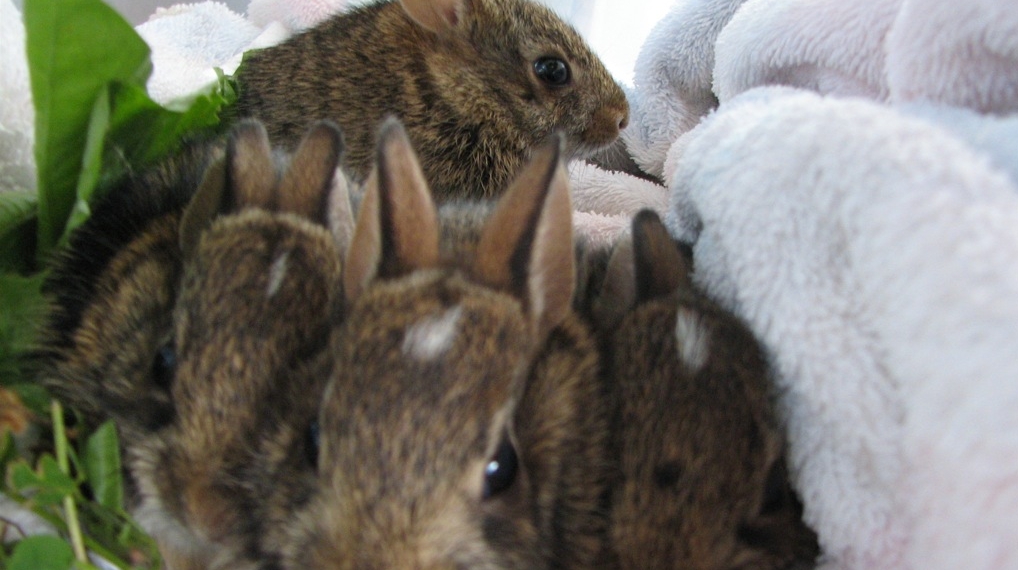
(482, 437), (518, 499)
(533, 57), (570, 86)
(305, 420), (321, 467)
(151, 343), (176, 390)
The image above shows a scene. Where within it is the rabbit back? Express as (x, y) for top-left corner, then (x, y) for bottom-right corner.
(235, 0), (629, 200)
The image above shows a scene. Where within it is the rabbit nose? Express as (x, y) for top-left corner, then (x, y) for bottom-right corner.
(618, 111), (629, 131)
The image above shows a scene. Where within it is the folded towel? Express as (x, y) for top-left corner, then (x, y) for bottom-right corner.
(621, 0), (748, 179)
(568, 160), (672, 249)
(713, 0), (900, 103)
(886, 0), (1018, 114)
(666, 86), (1018, 570)
(136, 2), (265, 105)
(0, 0), (35, 193)
(901, 102), (1018, 186)
(247, 0), (348, 34)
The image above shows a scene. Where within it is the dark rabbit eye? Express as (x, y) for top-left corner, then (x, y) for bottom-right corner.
(482, 437), (518, 499)
(305, 420), (321, 467)
(151, 343), (176, 390)
(533, 57), (570, 86)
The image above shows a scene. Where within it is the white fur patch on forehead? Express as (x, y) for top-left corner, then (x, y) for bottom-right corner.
(402, 305), (464, 361)
(674, 307), (710, 373)
(266, 249), (290, 298)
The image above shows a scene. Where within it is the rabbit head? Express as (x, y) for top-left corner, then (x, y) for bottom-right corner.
(280, 118), (608, 569)
(130, 120), (351, 569)
(597, 211), (820, 570)
(35, 140), (223, 451)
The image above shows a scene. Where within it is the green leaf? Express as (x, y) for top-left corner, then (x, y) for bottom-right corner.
(8, 535), (75, 570)
(10, 455), (78, 506)
(0, 429), (17, 475)
(24, 0), (151, 263)
(0, 192), (38, 273)
(60, 78), (233, 245)
(0, 272), (48, 385)
(0, 192), (37, 237)
(107, 81), (228, 166)
(82, 422), (122, 512)
(61, 89), (111, 243)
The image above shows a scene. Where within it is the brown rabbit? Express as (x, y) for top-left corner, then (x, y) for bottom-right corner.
(279, 118), (609, 569)
(128, 119), (352, 570)
(34, 118), (354, 565)
(594, 210), (820, 570)
(35, 136), (224, 456)
(235, 0), (629, 201)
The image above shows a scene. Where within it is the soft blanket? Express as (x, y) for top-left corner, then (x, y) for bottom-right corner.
(669, 87), (1018, 569)
(625, 0), (1018, 567)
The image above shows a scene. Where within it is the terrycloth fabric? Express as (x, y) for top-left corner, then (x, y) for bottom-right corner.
(901, 103), (1018, 187)
(136, 2), (267, 105)
(247, 0), (348, 34)
(569, 161), (671, 249)
(0, 0), (35, 193)
(666, 86), (1018, 570)
(620, 0), (748, 180)
(713, 0), (900, 103)
(886, 0), (1018, 114)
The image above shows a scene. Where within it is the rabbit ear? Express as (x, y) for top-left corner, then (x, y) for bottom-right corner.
(225, 120), (276, 211)
(179, 154), (227, 258)
(631, 209), (692, 304)
(399, 0), (466, 33)
(328, 171), (356, 255)
(474, 134), (574, 339)
(592, 234), (636, 330)
(278, 121), (345, 225)
(343, 118), (439, 304)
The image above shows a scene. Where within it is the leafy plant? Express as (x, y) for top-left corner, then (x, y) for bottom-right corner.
(1, 0), (236, 567)
(2, 405), (162, 569)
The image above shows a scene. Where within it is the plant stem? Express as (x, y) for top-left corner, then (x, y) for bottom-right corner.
(51, 400), (88, 562)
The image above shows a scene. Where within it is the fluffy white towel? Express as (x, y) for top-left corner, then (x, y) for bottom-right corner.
(901, 103), (1018, 187)
(620, 0), (748, 180)
(886, 0), (1018, 114)
(0, 0), (35, 193)
(136, 2), (265, 105)
(568, 160), (672, 249)
(713, 0), (900, 103)
(666, 86), (1018, 570)
(247, 0), (348, 34)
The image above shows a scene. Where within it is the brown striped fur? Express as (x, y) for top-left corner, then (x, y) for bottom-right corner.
(280, 119), (609, 569)
(594, 211), (820, 570)
(235, 0), (629, 200)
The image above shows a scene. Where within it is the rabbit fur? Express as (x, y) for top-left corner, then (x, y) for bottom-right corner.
(235, 0), (629, 201)
(594, 211), (820, 570)
(37, 119), (353, 570)
(278, 118), (610, 569)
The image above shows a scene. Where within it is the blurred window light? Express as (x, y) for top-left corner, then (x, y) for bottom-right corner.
(537, 0), (676, 84)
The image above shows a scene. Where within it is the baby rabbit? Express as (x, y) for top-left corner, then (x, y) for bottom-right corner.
(235, 0), (629, 200)
(34, 118), (354, 565)
(594, 211), (820, 570)
(129, 119), (351, 570)
(279, 119), (610, 569)
(35, 136), (224, 457)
